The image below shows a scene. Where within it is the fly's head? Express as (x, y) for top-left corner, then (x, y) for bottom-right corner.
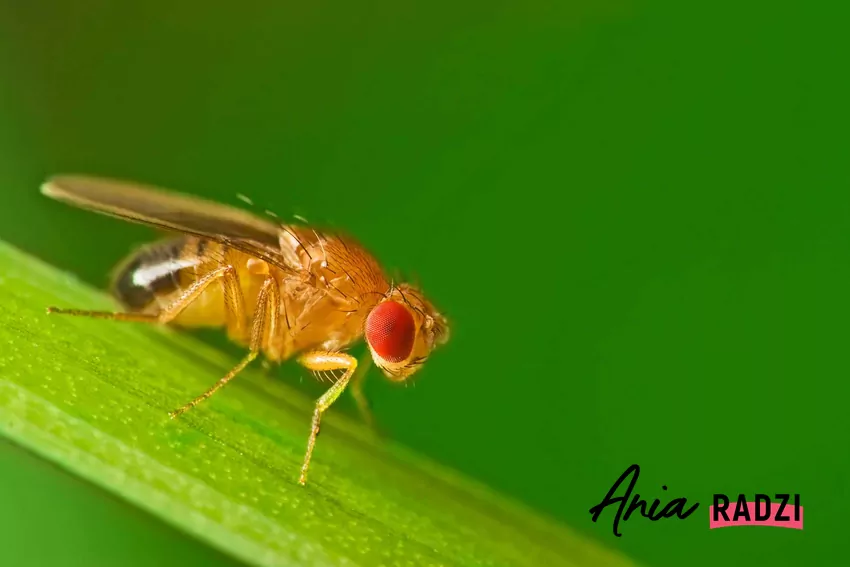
(364, 283), (450, 382)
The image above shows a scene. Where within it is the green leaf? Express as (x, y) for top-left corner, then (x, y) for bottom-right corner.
(0, 240), (637, 567)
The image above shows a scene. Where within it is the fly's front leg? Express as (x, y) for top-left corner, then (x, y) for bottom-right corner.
(169, 276), (279, 419)
(296, 352), (358, 485)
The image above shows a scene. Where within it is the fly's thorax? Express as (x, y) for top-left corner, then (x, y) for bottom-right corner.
(280, 229), (451, 379)
(280, 226), (390, 301)
(271, 271), (384, 359)
(264, 228), (391, 359)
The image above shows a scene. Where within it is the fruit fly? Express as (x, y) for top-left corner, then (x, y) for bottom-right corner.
(41, 175), (450, 485)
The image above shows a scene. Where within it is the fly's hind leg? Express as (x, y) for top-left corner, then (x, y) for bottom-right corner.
(296, 352), (358, 485)
(169, 276), (280, 419)
(47, 265), (248, 340)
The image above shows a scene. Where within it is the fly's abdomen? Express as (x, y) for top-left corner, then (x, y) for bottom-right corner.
(111, 236), (205, 312)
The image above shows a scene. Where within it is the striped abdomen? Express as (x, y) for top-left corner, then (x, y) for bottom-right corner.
(111, 237), (207, 313)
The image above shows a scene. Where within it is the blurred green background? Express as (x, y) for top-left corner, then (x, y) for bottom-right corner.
(0, 1), (844, 566)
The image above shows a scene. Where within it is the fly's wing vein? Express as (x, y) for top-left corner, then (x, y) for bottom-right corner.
(42, 174), (300, 273)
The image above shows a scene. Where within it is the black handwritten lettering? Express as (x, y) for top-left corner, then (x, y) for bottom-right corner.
(662, 498), (699, 519)
(588, 464), (699, 537)
(589, 464), (640, 537)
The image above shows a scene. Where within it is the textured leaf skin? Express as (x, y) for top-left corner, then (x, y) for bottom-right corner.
(0, 241), (637, 567)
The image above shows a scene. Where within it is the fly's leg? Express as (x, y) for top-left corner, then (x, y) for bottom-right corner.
(349, 353), (376, 431)
(47, 265), (248, 340)
(296, 352), (358, 485)
(169, 276), (280, 419)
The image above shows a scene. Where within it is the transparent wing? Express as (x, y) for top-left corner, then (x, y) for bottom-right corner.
(41, 174), (296, 272)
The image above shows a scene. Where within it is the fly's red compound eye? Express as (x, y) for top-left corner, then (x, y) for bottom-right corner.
(365, 300), (415, 363)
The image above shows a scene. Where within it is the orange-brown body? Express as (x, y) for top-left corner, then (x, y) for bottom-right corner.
(41, 173), (449, 485)
(113, 230), (390, 364)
